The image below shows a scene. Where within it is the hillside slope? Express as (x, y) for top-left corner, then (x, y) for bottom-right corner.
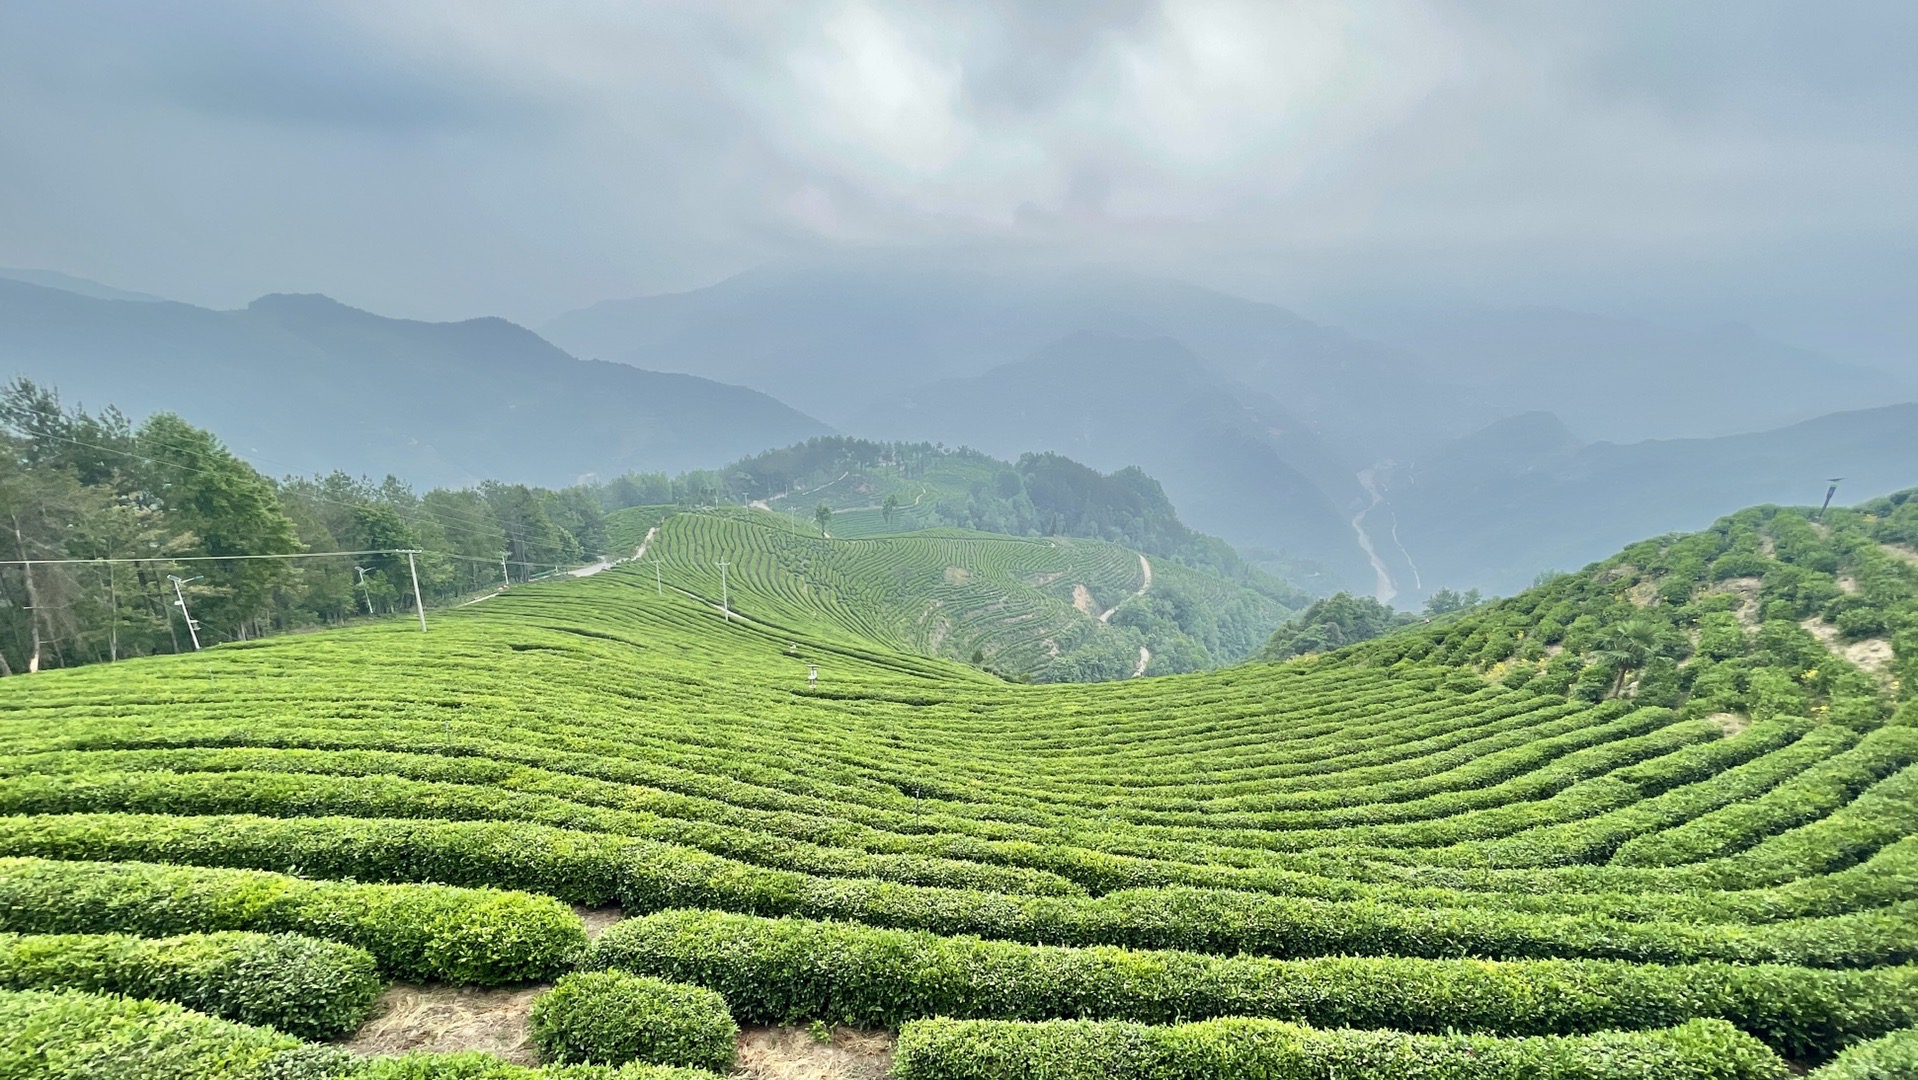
(610, 507), (1294, 680)
(850, 334), (1369, 586)
(0, 490), (1911, 1074)
(0, 278), (828, 487)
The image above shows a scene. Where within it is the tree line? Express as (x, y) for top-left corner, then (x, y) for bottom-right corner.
(0, 382), (610, 673)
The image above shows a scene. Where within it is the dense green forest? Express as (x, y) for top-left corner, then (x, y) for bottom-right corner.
(0, 382), (611, 672)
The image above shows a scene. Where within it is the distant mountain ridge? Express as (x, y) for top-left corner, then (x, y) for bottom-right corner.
(1373, 402), (1918, 597)
(852, 333), (1373, 586)
(545, 257), (1912, 596)
(0, 278), (829, 488)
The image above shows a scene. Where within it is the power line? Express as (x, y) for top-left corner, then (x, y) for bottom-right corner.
(0, 549), (409, 566)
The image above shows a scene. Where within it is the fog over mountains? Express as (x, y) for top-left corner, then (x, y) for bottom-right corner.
(4, 261), (1914, 604)
(0, 276), (826, 487)
(543, 257), (1915, 598)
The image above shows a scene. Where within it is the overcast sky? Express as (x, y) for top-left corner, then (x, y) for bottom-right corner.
(1, 2), (1913, 362)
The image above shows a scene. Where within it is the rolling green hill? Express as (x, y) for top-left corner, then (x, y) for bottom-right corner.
(0, 492), (1913, 1077)
(603, 507), (1293, 681)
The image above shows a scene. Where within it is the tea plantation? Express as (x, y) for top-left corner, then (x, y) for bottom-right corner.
(0, 493), (1914, 1078)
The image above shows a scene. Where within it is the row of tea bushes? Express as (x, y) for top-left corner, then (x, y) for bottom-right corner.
(583, 909), (1917, 1060)
(0, 857), (584, 985)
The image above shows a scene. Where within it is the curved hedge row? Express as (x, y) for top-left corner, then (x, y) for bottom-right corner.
(0, 857), (583, 985)
(4, 809), (1912, 968)
(1613, 728), (1918, 867)
(0, 930), (380, 1039)
(0, 987), (723, 1079)
(0, 986), (307, 1079)
(0, 807), (1835, 928)
(891, 1016), (1789, 1080)
(608, 845), (1917, 967)
(0, 767), (1082, 896)
(583, 909), (1916, 1060)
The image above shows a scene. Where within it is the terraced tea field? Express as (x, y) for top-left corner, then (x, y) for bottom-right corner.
(615, 509), (1288, 680)
(0, 496), (1914, 1079)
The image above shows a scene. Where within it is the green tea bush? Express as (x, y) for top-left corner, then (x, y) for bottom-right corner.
(0, 930), (381, 1039)
(529, 972), (737, 1072)
(0, 857), (584, 985)
(0, 986), (307, 1079)
(585, 909), (1916, 1060)
(608, 849), (1918, 967)
(1809, 1027), (1918, 1079)
(0, 988), (723, 1080)
(892, 1016), (1789, 1080)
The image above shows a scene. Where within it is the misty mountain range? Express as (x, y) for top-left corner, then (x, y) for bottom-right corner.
(0, 276), (825, 485)
(5, 262), (1914, 604)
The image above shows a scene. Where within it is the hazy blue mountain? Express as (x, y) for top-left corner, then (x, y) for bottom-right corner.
(542, 257), (1463, 457)
(853, 333), (1376, 589)
(1364, 307), (1910, 444)
(1377, 403), (1918, 599)
(0, 267), (167, 304)
(0, 279), (828, 488)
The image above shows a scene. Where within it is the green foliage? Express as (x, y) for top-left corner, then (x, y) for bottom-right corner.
(1259, 592), (1418, 660)
(0, 931), (380, 1039)
(531, 972), (737, 1071)
(0, 857), (584, 985)
(0, 486), (1913, 1074)
(0, 987), (306, 1080)
(892, 1016), (1789, 1080)
(586, 909), (1914, 1060)
(0, 988), (720, 1080)
(1809, 1027), (1918, 1079)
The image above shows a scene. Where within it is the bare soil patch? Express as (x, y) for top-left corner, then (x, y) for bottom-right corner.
(576, 904), (624, 939)
(1800, 617), (1895, 678)
(735, 1025), (894, 1080)
(343, 984), (540, 1064)
(1626, 580), (1659, 608)
(942, 566), (970, 586)
(1707, 712), (1751, 736)
(1709, 577), (1764, 628)
(1070, 584), (1096, 615)
(1883, 543), (1918, 568)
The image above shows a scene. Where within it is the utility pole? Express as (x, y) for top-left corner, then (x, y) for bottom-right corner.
(1815, 478), (1844, 521)
(650, 555), (665, 595)
(352, 566), (376, 615)
(168, 575), (204, 651)
(499, 553), (511, 588)
(715, 560), (730, 620)
(403, 550), (427, 632)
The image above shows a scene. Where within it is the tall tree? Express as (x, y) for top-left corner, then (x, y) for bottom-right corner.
(135, 414), (300, 642)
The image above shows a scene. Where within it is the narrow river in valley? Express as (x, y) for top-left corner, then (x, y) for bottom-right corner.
(1352, 468), (1398, 605)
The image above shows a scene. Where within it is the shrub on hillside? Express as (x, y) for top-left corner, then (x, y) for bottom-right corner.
(530, 972), (737, 1072)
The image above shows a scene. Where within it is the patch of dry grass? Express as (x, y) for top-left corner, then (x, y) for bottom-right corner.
(734, 1025), (895, 1080)
(342, 983), (542, 1064)
(577, 904), (625, 939)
